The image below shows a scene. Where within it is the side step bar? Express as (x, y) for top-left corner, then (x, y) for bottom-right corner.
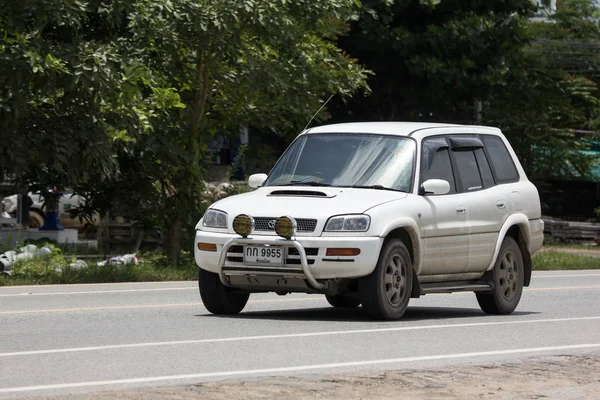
(420, 283), (492, 295)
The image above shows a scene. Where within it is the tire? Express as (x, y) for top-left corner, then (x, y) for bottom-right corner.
(325, 294), (361, 309)
(198, 268), (249, 315)
(358, 239), (413, 320)
(476, 236), (524, 315)
(28, 211), (44, 229)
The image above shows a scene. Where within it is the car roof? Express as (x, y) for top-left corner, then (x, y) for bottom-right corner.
(304, 122), (500, 137)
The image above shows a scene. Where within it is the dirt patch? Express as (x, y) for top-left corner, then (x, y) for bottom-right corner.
(42, 354), (600, 400)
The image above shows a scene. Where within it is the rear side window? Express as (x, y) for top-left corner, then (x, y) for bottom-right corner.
(452, 149), (483, 192)
(482, 136), (519, 183)
(421, 146), (456, 194)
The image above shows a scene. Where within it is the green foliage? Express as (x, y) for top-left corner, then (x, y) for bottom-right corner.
(484, 0), (600, 182)
(330, 0), (536, 122)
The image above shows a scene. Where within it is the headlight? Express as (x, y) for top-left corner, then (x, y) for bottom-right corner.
(202, 209), (228, 229)
(324, 215), (370, 232)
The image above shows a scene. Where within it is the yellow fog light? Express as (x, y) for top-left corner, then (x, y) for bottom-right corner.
(275, 216), (297, 239)
(233, 214), (254, 237)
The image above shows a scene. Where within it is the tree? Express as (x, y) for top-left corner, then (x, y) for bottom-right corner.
(484, 0), (600, 182)
(328, 0), (536, 124)
(125, 0), (369, 263)
(5, 1), (368, 263)
(0, 0), (185, 215)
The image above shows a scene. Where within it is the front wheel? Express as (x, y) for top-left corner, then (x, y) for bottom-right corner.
(199, 268), (249, 315)
(358, 239), (413, 320)
(476, 236), (524, 315)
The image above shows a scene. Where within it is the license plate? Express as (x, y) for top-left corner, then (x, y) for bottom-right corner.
(243, 245), (284, 266)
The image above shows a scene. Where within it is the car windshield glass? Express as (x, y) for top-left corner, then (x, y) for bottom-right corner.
(264, 133), (415, 192)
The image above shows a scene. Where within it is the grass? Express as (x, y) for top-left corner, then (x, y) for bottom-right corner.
(0, 249), (197, 286)
(533, 250), (600, 270)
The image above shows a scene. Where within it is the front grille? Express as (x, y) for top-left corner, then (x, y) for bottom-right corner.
(253, 217), (317, 232)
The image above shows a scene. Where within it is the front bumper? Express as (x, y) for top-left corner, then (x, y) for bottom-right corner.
(194, 230), (383, 291)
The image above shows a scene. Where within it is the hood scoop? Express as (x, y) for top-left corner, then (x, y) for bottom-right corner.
(268, 190), (334, 198)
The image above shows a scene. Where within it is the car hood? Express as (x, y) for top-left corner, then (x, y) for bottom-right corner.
(208, 186), (407, 221)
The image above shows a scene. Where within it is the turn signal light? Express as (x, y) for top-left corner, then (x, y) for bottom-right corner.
(326, 248), (361, 256)
(197, 243), (217, 252)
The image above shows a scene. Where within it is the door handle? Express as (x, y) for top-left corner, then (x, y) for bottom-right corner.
(456, 207), (466, 215)
(496, 200), (506, 209)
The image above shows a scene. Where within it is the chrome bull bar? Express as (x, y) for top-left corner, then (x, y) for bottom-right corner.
(217, 238), (325, 290)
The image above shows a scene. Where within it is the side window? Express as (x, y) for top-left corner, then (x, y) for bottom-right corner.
(421, 141), (456, 194)
(452, 149), (483, 192)
(482, 136), (519, 183)
(474, 148), (495, 188)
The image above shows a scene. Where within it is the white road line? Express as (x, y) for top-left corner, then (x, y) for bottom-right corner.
(0, 287), (196, 297)
(533, 274), (600, 278)
(2, 315), (600, 358)
(1, 343), (599, 394)
(0, 281), (191, 290)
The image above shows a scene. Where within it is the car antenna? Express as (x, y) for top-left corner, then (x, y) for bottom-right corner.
(303, 94), (335, 131)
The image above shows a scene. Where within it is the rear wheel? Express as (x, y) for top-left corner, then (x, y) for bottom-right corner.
(198, 268), (249, 314)
(359, 239), (413, 320)
(476, 236), (524, 315)
(325, 294), (361, 309)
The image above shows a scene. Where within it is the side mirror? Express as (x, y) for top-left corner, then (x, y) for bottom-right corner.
(420, 179), (450, 196)
(248, 173), (268, 188)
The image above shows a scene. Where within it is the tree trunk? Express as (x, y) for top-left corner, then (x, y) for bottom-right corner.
(167, 214), (182, 265)
(474, 98), (482, 124)
(166, 50), (211, 266)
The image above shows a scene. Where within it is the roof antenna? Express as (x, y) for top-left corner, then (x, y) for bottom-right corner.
(303, 94), (335, 131)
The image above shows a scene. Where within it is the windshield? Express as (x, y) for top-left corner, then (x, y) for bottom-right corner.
(264, 133), (415, 192)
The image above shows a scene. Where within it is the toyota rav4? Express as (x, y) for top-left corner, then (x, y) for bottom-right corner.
(194, 122), (544, 320)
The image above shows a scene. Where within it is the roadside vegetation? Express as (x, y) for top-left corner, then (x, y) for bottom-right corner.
(1, 244), (598, 287)
(0, 247), (197, 287)
(533, 250), (600, 270)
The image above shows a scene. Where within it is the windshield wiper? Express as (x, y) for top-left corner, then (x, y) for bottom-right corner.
(345, 184), (406, 193)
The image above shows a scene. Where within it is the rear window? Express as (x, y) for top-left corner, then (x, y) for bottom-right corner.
(482, 136), (519, 183)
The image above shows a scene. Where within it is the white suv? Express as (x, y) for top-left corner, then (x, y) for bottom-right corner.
(194, 122), (544, 320)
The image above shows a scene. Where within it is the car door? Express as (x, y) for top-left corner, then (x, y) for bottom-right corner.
(447, 136), (509, 272)
(418, 137), (470, 276)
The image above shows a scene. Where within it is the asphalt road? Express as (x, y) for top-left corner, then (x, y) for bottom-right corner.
(1, 270), (600, 398)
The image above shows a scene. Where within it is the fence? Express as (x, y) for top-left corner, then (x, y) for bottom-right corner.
(543, 218), (600, 243)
